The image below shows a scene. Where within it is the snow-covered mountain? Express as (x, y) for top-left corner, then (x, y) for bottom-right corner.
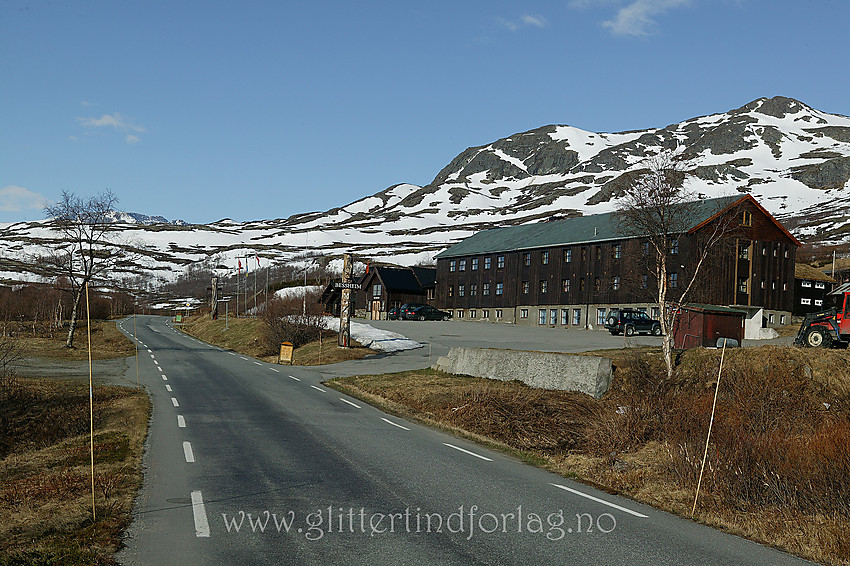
(2, 96), (849, 290)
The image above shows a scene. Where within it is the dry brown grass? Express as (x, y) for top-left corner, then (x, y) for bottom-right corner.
(328, 346), (850, 566)
(16, 320), (136, 361)
(179, 314), (375, 365)
(0, 377), (150, 565)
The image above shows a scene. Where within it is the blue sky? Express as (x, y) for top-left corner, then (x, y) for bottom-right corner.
(1, 0), (848, 224)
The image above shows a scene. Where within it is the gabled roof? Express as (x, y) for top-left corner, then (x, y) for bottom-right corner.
(368, 266), (428, 293)
(436, 195), (746, 259)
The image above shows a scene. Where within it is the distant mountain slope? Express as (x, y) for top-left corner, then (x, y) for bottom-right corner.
(2, 96), (848, 289)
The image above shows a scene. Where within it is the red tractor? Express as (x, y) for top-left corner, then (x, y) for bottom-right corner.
(794, 283), (850, 348)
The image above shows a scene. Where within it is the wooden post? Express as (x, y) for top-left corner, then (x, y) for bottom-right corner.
(210, 276), (218, 319)
(338, 254), (352, 348)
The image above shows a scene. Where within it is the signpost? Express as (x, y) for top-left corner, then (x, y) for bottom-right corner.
(338, 254), (354, 347)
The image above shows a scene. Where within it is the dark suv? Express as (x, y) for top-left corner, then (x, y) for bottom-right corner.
(605, 308), (662, 336)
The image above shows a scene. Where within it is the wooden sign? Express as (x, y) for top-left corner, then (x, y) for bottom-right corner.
(279, 342), (293, 365)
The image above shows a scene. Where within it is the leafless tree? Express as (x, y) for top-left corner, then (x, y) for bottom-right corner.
(43, 190), (122, 348)
(617, 151), (738, 379)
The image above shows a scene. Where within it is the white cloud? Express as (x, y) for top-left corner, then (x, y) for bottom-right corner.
(0, 186), (48, 212)
(499, 13), (548, 31)
(126, 134), (140, 144)
(571, 0), (689, 36)
(77, 112), (146, 133)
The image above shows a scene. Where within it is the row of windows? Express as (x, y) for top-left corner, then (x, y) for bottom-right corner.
(800, 298), (823, 306)
(738, 241), (791, 260)
(455, 309), (504, 319)
(738, 279), (790, 293)
(449, 256), (505, 272)
(448, 239), (687, 273)
(447, 282), (504, 297)
(800, 281), (827, 289)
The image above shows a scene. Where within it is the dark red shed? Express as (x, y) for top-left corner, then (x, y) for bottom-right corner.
(672, 303), (745, 349)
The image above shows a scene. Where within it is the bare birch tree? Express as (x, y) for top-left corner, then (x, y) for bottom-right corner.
(617, 151), (738, 379)
(43, 190), (121, 348)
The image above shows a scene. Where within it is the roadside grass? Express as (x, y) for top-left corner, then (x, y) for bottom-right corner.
(178, 315), (375, 365)
(327, 346), (850, 566)
(0, 378), (150, 565)
(15, 320), (136, 361)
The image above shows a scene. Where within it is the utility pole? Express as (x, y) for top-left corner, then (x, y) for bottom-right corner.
(210, 275), (219, 319)
(339, 253), (353, 347)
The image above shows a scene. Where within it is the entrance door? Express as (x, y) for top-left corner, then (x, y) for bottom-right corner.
(371, 300), (381, 320)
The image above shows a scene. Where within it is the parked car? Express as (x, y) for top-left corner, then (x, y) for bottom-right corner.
(399, 303), (427, 320)
(605, 308), (662, 336)
(406, 305), (452, 321)
(387, 306), (402, 320)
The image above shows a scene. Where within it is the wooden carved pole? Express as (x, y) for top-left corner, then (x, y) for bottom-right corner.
(338, 254), (352, 348)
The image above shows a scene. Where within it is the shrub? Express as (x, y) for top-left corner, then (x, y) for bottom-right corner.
(261, 293), (324, 352)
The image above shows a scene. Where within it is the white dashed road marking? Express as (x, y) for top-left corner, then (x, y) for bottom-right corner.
(288, 375), (301, 382)
(310, 385), (326, 393)
(381, 417), (410, 431)
(165, 385), (172, 392)
(178, 415), (186, 428)
(171, 397), (180, 407)
(183, 441), (195, 463)
(339, 398), (361, 409)
(443, 443), (492, 462)
(550, 484), (648, 518)
(191, 491), (211, 538)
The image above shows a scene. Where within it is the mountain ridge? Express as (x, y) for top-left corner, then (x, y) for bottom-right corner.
(2, 96), (849, 290)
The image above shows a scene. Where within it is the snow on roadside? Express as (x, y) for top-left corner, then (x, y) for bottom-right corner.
(322, 317), (422, 352)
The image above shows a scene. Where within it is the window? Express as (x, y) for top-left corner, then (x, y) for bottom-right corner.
(484, 257), (491, 269)
(448, 285), (454, 298)
(613, 244), (621, 259)
(596, 246), (602, 260)
(613, 276), (620, 291)
(562, 279), (570, 293)
(497, 255), (505, 269)
(449, 260), (456, 272)
(741, 210), (752, 226)
(471, 258), (478, 270)
(670, 239), (679, 254)
(581, 248), (587, 262)
(815, 299), (823, 306)
(524, 253), (531, 266)
(642, 242), (650, 256)
(550, 309), (557, 325)
(773, 248), (778, 257)
(580, 278), (585, 292)
(780, 314), (786, 325)
(801, 298), (811, 305)
(540, 280), (548, 293)
(482, 310), (489, 319)
(522, 281), (530, 294)
(802, 281), (812, 288)
(784, 249), (789, 258)
(469, 310), (477, 319)
(669, 272), (678, 288)
(456, 310), (464, 318)
(739, 278), (748, 293)
(783, 282), (788, 291)
(762, 245), (767, 256)
(739, 241), (750, 259)
(597, 308), (606, 325)
(768, 313), (775, 324)
(594, 278), (600, 292)
(520, 309), (529, 319)
(572, 309), (581, 326)
(542, 251), (549, 265)
(564, 249), (572, 263)
(470, 283), (477, 295)
(561, 309), (569, 325)
(651, 306), (660, 319)
(458, 259), (466, 271)
(496, 282), (503, 295)
(815, 282), (825, 289)
(760, 280), (765, 289)
(373, 284), (382, 297)
(538, 310), (546, 325)
(771, 281), (776, 290)
(483, 283), (490, 296)
(641, 275), (648, 289)
(458, 284), (465, 297)
(495, 309), (502, 318)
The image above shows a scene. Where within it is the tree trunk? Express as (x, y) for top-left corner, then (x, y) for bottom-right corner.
(65, 286), (84, 348)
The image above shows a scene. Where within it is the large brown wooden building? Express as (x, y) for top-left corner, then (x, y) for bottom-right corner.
(435, 195), (800, 330)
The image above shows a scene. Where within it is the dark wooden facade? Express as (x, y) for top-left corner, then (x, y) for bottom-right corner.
(793, 264), (836, 316)
(672, 304), (745, 349)
(358, 266), (436, 320)
(435, 196), (799, 325)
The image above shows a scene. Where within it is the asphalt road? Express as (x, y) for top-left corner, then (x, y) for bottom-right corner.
(116, 315), (810, 565)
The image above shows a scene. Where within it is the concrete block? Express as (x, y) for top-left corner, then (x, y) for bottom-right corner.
(431, 347), (612, 398)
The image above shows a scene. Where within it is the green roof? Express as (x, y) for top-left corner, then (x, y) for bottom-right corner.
(436, 195), (742, 259)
